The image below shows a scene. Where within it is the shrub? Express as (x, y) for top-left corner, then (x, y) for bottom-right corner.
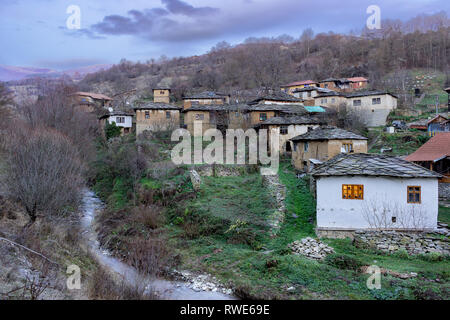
(324, 254), (364, 271)
(105, 122), (122, 140)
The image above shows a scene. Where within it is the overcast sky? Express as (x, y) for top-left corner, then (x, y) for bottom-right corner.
(0, 0), (448, 69)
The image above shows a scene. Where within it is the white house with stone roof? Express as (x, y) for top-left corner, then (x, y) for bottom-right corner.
(311, 153), (441, 238)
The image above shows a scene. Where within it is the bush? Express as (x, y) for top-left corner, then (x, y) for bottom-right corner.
(105, 122), (122, 140)
(324, 254), (364, 271)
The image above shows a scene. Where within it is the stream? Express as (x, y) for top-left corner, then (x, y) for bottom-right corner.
(80, 189), (236, 300)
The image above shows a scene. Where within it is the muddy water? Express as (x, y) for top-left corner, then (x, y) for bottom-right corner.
(80, 189), (236, 300)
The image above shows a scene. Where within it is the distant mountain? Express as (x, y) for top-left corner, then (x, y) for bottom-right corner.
(0, 65), (56, 81)
(0, 64), (112, 82)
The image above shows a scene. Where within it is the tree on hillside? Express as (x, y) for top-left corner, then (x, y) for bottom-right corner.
(105, 122), (122, 140)
(3, 125), (85, 222)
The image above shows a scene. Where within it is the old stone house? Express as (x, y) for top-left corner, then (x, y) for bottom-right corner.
(248, 90), (304, 106)
(291, 87), (334, 104)
(183, 104), (251, 136)
(280, 80), (319, 94)
(69, 91), (113, 112)
(318, 77), (368, 92)
(290, 126), (368, 171)
(99, 110), (134, 135)
(254, 116), (325, 155)
(311, 153), (441, 238)
(153, 88), (171, 103)
(314, 91), (348, 111)
(246, 104), (309, 127)
(183, 91), (230, 109)
(134, 102), (181, 135)
(346, 91), (398, 127)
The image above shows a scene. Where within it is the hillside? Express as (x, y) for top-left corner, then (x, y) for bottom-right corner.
(77, 25), (450, 102)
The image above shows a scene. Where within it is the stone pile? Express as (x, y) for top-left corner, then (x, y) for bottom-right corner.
(288, 237), (335, 260)
(354, 231), (450, 256)
(172, 270), (233, 295)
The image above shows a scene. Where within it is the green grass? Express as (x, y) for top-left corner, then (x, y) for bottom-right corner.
(168, 162), (449, 299)
(438, 206), (450, 225)
(369, 131), (429, 156)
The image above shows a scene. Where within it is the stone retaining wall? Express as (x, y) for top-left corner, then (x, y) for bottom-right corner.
(439, 183), (450, 201)
(193, 164), (258, 177)
(353, 230), (450, 256)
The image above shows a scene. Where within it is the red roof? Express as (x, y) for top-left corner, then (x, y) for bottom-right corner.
(281, 80), (317, 87)
(347, 77), (368, 82)
(405, 133), (450, 162)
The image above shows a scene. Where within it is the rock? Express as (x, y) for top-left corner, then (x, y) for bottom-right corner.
(190, 169), (202, 191)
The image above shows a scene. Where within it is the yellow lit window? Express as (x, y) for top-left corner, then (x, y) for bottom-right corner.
(407, 186), (421, 204)
(342, 184), (364, 200)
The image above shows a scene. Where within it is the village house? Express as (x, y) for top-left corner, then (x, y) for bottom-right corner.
(318, 77), (368, 92)
(408, 118), (428, 131)
(182, 104), (236, 136)
(69, 91), (113, 112)
(290, 126), (368, 171)
(311, 153), (441, 238)
(280, 80), (319, 94)
(254, 116), (325, 155)
(99, 110), (134, 135)
(318, 78), (350, 92)
(314, 91), (348, 111)
(153, 88), (171, 103)
(134, 102), (181, 135)
(183, 91), (230, 109)
(346, 77), (369, 91)
(290, 87), (334, 102)
(248, 90), (304, 106)
(246, 104), (309, 127)
(426, 114), (450, 136)
(346, 91), (398, 127)
(405, 132), (450, 183)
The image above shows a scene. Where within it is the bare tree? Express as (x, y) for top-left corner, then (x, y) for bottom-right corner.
(362, 197), (430, 230)
(2, 125), (85, 222)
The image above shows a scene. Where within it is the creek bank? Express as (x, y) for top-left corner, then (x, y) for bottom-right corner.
(80, 189), (236, 300)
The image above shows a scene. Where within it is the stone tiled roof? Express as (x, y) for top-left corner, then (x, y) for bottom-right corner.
(346, 91), (398, 99)
(248, 91), (303, 104)
(247, 103), (308, 114)
(292, 87), (333, 93)
(72, 91), (113, 101)
(256, 116), (325, 126)
(281, 80), (318, 87)
(316, 91), (347, 97)
(133, 102), (181, 110)
(183, 104), (249, 112)
(290, 126), (367, 141)
(184, 91), (229, 99)
(311, 153), (441, 178)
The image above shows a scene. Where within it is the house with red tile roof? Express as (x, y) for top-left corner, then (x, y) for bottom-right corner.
(405, 132), (450, 182)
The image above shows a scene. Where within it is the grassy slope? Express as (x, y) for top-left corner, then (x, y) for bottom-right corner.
(439, 206), (450, 225)
(165, 162), (449, 300)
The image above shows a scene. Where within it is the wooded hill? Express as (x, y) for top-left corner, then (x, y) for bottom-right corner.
(79, 13), (450, 102)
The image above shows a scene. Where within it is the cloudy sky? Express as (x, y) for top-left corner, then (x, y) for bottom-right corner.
(0, 0), (448, 70)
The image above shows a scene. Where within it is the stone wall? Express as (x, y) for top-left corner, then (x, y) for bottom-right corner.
(439, 183), (450, 201)
(353, 230), (450, 256)
(194, 164), (258, 177)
